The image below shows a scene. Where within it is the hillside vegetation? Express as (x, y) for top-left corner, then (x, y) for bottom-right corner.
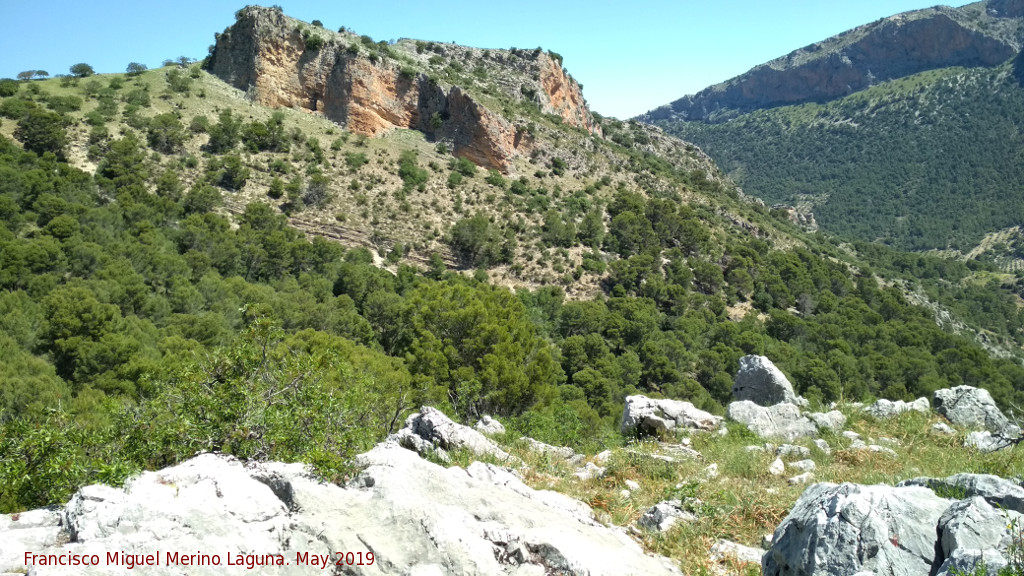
(653, 61), (1024, 252)
(1, 11), (1023, 528)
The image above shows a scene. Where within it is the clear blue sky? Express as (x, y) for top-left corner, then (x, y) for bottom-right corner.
(0, 1), (971, 119)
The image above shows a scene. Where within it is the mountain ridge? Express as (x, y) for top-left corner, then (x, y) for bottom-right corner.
(639, 0), (1024, 124)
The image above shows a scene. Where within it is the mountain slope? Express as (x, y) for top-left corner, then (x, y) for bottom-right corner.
(643, 0), (1023, 123)
(652, 61), (1024, 251)
(641, 0), (1024, 254)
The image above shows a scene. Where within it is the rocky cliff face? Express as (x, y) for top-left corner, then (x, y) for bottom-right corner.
(209, 6), (599, 172)
(641, 4), (1022, 123)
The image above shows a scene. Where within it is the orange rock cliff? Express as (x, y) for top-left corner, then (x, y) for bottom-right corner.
(208, 6), (601, 173)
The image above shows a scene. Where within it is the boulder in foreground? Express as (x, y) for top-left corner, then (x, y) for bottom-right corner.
(764, 473), (1024, 576)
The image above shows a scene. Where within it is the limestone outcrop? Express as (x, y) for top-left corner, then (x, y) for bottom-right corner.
(727, 401), (819, 441)
(2, 448), (682, 575)
(863, 397), (930, 419)
(732, 355), (805, 407)
(764, 473), (1024, 576)
(934, 385), (1021, 435)
(208, 6), (599, 173)
(621, 395), (724, 436)
(390, 405), (512, 462)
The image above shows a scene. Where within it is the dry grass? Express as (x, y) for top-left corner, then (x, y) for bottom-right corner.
(453, 405), (1024, 575)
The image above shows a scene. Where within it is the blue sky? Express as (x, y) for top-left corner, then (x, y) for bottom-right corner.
(0, 1), (970, 118)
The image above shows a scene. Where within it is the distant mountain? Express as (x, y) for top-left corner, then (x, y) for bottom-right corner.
(640, 0), (1024, 252)
(642, 0), (1024, 124)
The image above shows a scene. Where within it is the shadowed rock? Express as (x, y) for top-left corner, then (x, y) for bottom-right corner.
(732, 355), (804, 407)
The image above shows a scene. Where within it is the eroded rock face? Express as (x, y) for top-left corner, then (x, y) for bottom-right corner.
(3, 450), (682, 575)
(208, 7), (599, 173)
(537, 55), (599, 134)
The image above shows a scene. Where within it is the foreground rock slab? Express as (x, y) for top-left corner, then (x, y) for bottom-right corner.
(763, 482), (951, 575)
(1, 449), (682, 575)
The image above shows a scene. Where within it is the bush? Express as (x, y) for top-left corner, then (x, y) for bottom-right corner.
(485, 170), (506, 189)
(303, 29), (325, 51)
(166, 68), (192, 93)
(449, 213), (513, 267)
(429, 111), (444, 131)
(207, 154), (250, 190)
(447, 171), (463, 189)
(0, 79), (18, 97)
(302, 172), (332, 208)
(14, 108), (67, 157)
(146, 112), (187, 154)
(122, 88), (151, 107)
(550, 157), (567, 176)
(450, 156), (477, 177)
(345, 151), (368, 172)
(0, 98), (36, 120)
(398, 150), (428, 190)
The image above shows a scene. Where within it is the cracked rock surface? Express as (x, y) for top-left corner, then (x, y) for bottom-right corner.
(764, 473), (1024, 576)
(2, 448), (681, 575)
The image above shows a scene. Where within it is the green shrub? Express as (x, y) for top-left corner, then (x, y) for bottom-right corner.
(398, 150), (428, 190)
(485, 170), (506, 189)
(0, 98), (36, 120)
(0, 79), (18, 97)
(303, 30), (325, 51)
(345, 151), (368, 172)
(447, 171), (463, 189)
(450, 156), (477, 177)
